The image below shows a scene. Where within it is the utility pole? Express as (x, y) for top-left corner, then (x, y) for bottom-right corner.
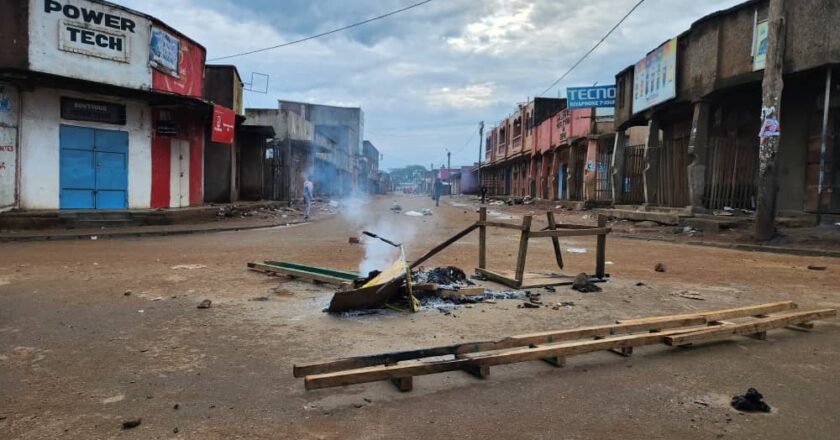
(755, 0), (786, 241)
(447, 151), (451, 171)
(478, 121), (485, 202)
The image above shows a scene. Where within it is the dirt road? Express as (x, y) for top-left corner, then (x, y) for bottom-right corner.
(1, 194), (838, 439)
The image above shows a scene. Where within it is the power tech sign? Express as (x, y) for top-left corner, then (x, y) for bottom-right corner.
(43, 0), (138, 63)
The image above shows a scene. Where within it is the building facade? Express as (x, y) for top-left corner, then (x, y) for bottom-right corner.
(0, 0), (211, 212)
(612, 0), (840, 218)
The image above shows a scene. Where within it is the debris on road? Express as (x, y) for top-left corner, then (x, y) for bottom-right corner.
(390, 202), (402, 212)
(655, 263), (667, 273)
(172, 264), (207, 270)
(567, 247), (587, 254)
(572, 273), (602, 293)
(348, 237), (360, 244)
(807, 264), (826, 271)
(676, 291), (705, 301)
(731, 388), (771, 413)
(122, 418), (142, 430)
(519, 302), (540, 309)
(197, 299), (212, 309)
(404, 209), (432, 217)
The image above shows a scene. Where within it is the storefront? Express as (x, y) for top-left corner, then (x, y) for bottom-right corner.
(0, 0), (209, 211)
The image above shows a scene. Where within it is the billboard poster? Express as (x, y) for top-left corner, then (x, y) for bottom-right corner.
(567, 85), (616, 109)
(632, 38), (678, 113)
(150, 26), (180, 77)
(211, 105), (235, 144)
(753, 20), (769, 71)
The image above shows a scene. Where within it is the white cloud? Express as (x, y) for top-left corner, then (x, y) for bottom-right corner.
(447, 1), (536, 55)
(425, 82), (498, 109)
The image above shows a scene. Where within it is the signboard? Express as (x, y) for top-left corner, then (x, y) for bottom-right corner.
(60, 97), (127, 125)
(753, 20), (769, 71)
(567, 85), (616, 109)
(556, 109), (570, 145)
(150, 26), (180, 77)
(151, 30), (205, 99)
(211, 105), (235, 144)
(632, 38), (678, 113)
(29, 0), (152, 90)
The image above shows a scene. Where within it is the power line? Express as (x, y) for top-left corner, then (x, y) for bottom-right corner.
(208, 0), (434, 62)
(537, 0), (645, 97)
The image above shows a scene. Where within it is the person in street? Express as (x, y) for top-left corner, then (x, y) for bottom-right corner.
(303, 176), (314, 220)
(433, 178), (443, 207)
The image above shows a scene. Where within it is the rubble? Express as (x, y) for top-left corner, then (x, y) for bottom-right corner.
(122, 418), (142, 430)
(571, 273), (602, 293)
(731, 388), (771, 413)
(197, 299), (212, 309)
(655, 263), (667, 273)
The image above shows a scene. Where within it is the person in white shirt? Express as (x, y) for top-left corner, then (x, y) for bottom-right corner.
(303, 177), (314, 220)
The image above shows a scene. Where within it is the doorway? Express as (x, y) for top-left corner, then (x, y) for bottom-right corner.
(169, 139), (190, 208)
(59, 125), (128, 209)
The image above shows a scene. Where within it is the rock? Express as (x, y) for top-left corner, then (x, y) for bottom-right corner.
(655, 263), (666, 273)
(197, 299), (212, 309)
(173, 427), (179, 434)
(349, 237), (360, 244)
(122, 418), (142, 430)
(520, 302), (540, 309)
(572, 273), (602, 293)
(173, 403), (180, 410)
(544, 286), (556, 293)
(250, 297), (270, 302)
(807, 265), (827, 271)
(635, 282), (646, 286)
(123, 290), (132, 296)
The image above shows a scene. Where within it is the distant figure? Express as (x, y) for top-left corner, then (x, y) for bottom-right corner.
(433, 178), (443, 207)
(480, 186), (488, 204)
(303, 176), (314, 220)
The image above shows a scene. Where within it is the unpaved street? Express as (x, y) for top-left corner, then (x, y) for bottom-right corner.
(1, 194), (839, 439)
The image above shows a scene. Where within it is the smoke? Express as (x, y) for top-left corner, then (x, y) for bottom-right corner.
(338, 190), (418, 276)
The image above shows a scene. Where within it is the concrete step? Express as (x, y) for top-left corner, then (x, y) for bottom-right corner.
(598, 208), (687, 225)
(680, 216), (750, 232)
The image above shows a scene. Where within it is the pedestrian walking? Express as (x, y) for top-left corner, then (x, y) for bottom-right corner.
(433, 178), (442, 207)
(303, 176), (314, 220)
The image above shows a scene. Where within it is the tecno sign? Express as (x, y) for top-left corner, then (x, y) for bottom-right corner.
(44, 0), (138, 62)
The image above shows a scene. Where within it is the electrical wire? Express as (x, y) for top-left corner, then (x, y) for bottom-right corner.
(208, 0), (434, 61)
(537, 0), (645, 97)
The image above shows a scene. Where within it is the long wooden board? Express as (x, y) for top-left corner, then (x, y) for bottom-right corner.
(294, 302), (796, 377)
(664, 309), (837, 346)
(303, 325), (712, 390)
(617, 301), (797, 326)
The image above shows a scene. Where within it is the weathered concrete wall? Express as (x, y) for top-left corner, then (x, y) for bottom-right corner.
(0, 0), (29, 71)
(205, 66), (242, 115)
(0, 82), (20, 210)
(245, 109), (312, 142)
(18, 86), (152, 209)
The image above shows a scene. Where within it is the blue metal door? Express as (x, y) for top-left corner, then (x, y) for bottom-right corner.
(60, 125), (128, 209)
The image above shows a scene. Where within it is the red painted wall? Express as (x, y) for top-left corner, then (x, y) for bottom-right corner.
(151, 24), (206, 99)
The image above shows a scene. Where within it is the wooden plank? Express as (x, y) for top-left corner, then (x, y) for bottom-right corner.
(248, 262), (353, 287)
(476, 221), (525, 230)
(295, 302), (806, 378)
(514, 216), (532, 283)
(596, 215), (607, 279)
(409, 224), (478, 269)
(478, 208), (487, 270)
(664, 309), (837, 346)
(295, 315), (710, 378)
(475, 268), (520, 288)
(617, 301), (798, 326)
(546, 211), (564, 270)
(304, 326), (714, 390)
(540, 224), (602, 230)
(529, 228), (611, 238)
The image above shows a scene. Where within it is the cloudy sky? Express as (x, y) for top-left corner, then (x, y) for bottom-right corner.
(121, 0), (744, 170)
